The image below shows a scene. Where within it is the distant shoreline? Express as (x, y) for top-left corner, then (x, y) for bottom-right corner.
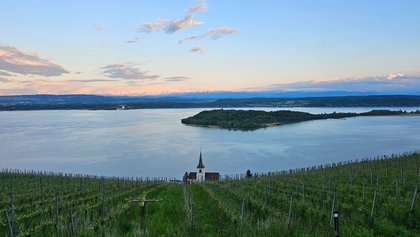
(1, 95), (420, 111)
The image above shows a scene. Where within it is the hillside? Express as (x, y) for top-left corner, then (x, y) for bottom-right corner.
(0, 153), (419, 236)
(181, 109), (420, 130)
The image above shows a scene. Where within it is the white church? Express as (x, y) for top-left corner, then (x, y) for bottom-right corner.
(184, 151), (220, 182)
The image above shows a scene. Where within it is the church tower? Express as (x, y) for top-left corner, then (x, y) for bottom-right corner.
(196, 151), (205, 182)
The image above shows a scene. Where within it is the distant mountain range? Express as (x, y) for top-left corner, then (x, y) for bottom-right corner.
(0, 94), (420, 111)
(156, 90), (420, 99)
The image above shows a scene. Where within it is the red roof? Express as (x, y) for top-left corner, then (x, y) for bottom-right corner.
(185, 172), (219, 181)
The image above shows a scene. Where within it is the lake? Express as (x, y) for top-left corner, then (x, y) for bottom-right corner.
(1, 107), (419, 178)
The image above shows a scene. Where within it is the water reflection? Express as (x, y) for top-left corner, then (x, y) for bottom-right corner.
(0, 107), (419, 178)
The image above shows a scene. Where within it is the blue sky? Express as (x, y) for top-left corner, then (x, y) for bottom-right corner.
(1, 0), (420, 95)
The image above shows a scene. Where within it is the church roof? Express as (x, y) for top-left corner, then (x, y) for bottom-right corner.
(205, 172), (219, 181)
(197, 151), (205, 169)
(185, 172), (219, 181)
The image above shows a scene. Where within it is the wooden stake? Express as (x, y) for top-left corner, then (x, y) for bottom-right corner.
(330, 192), (336, 225)
(40, 176), (43, 206)
(69, 208), (75, 236)
(362, 179), (365, 201)
(4, 210), (14, 237)
(287, 195), (293, 226)
(56, 192), (59, 229)
(129, 194), (162, 232)
(302, 184), (305, 205)
(9, 176), (13, 231)
(264, 188), (267, 207)
(101, 178), (105, 219)
(141, 205), (146, 230)
(240, 199), (245, 233)
(370, 190), (377, 225)
(411, 185), (418, 211)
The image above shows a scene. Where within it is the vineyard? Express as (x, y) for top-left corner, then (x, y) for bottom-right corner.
(1, 152), (419, 236)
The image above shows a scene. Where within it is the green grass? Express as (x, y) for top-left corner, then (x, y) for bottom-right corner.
(1, 152), (419, 236)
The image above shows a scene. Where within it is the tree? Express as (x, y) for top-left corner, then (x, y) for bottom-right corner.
(246, 170), (252, 178)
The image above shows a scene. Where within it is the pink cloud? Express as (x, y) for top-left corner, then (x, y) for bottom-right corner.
(0, 45), (69, 76)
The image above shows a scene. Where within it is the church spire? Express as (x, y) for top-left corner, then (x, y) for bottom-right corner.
(197, 151), (205, 169)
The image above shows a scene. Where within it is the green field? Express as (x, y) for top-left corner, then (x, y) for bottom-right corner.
(1, 153), (419, 236)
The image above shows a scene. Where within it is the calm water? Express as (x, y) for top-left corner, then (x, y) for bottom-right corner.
(1, 107), (419, 178)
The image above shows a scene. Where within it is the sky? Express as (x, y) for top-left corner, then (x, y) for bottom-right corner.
(1, 0), (420, 96)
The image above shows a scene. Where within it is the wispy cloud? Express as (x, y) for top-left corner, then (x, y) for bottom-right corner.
(19, 78), (50, 85)
(94, 24), (104, 30)
(101, 62), (159, 80)
(187, 0), (208, 12)
(190, 46), (207, 54)
(262, 73), (420, 92)
(68, 79), (119, 83)
(0, 45), (69, 76)
(126, 37), (139, 43)
(164, 76), (191, 82)
(8, 78), (104, 95)
(165, 15), (204, 34)
(139, 15), (204, 34)
(137, 20), (167, 33)
(0, 88), (37, 95)
(178, 35), (201, 44)
(385, 73), (404, 80)
(207, 27), (240, 40)
(0, 77), (12, 83)
(177, 27), (239, 47)
(0, 70), (13, 76)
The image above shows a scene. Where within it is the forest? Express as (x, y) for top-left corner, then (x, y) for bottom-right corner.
(181, 109), (420, 130)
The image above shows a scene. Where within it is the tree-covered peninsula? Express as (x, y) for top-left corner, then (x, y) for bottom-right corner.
(181, 109), (420, 130)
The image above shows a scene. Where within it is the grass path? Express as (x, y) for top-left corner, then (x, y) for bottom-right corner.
(189, 183), (239, 237)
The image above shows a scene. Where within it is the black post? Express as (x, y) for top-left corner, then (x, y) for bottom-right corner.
(5, 210), (14, 237)
(129, 195), (161, 232)
(333, 211), (339, 237)
(9, 176), (13, 231)
(55, 192), (59, 229)
(141, 205), (146, 231)
(69, 208), (75, 236)
(40, 176), (43, 206)
(287, 195), (293, 226)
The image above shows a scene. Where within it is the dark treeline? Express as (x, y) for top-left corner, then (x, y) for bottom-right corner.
(215, 95), (420, 107)
(1, 95), (420, 111)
